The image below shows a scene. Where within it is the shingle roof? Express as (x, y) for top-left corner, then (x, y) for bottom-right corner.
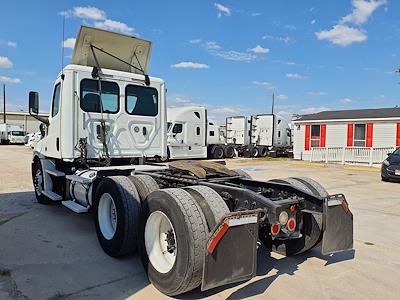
(294, 107), (400, 121)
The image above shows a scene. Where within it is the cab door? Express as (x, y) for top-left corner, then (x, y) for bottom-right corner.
(43, 82), (62, 158)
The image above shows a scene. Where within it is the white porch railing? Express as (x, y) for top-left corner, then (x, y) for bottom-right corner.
(310, 147), (396, 166)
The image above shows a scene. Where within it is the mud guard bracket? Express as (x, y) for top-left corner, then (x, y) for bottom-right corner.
(201, 210), (261, 291)
(322, 194), (354, 255)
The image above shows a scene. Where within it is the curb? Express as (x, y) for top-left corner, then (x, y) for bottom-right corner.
(291, 161), (327, 168)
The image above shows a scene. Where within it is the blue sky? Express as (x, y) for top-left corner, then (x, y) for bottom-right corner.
(0, 0), (399, 122)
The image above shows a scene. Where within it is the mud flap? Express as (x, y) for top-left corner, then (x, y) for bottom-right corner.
(201, 210), (261, 291)
(322, 194), (353, 255)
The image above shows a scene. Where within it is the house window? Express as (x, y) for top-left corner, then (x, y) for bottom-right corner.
(310, 125), (321, 147)
(209, 131), (215, 136)
(196, 126), (200, 135)
(354, 124), (366, 147)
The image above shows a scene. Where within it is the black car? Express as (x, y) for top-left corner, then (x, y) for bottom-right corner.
(381, 147), (400, 182)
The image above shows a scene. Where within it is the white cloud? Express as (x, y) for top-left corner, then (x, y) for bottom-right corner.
(252, 81), (274, 89)
(286, 73), (308, 79)
(214, 3), (231, 18)
(189, 38), (202, 44)
(340, 0), (387, 25)
(247, 45), (270, 54)
(94, 19), (134, 34)
(73, 6), (106, 20)
(62, 38), (76, 49)
(204, 41), (221, 50)
(316, 25), (367, 46)
(262, 34), (274, 40)
(311, 19), (316, 25)
(339, 97), (354, 104)
(300, 107), (330, 114)
(285, 25), (296, 30)
(171, 62), (210, 69)
(250, 13), (263, 17)
(0, 56), (13, 68)
(307, 91), (327, 96)
(0, 76), (20, 84)
(215, 50), (256, 62)
(276, 94), (288, 100)
(315, 0), (386, 46)
(278, 36), (291, 44)
(6, 41), (17, 48)
(212, 106), (238, 114)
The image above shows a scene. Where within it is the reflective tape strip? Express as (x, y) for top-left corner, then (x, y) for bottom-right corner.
(227, 216), (258, 227)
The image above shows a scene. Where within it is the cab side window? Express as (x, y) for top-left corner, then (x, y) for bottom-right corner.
(51, 83), (61, 117)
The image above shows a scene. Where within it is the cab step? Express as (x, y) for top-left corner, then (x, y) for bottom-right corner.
(45, 169), (65, 177)
(62, 200), (89, 213)
(42, 190), (63, 201)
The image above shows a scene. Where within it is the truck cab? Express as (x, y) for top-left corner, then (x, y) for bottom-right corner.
(30, 26), (166, 164)
(0, 124), (26, 144)
(167, 106), (216, 159)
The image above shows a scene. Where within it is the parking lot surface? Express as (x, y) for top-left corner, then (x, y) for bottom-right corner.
(0, 145), (399, 299)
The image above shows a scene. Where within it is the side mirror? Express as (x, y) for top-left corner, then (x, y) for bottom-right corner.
(29, 91), (39, 115)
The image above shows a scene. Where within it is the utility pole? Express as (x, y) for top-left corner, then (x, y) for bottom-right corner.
(271, 93), (275, 115)
(3, 84), (5, 124)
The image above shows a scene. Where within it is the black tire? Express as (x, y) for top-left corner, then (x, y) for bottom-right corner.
(139, 188), (208, 296)
(234, 169), (252, 179)
(267, 177), (327, 256)
(381, 176), (389, 182)
(224, 145), (235, 159)
(32, 159), (52, 204)
(129, 175), (159, 201)
(93, 176), (141, 257)
(184, 185), (229, 230)
(249, 146), (258, 157)
(259, 146), (268, 157)
(211, 145), (224, 159)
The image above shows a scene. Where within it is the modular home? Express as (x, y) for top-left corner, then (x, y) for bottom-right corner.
(292, 108), (400, 165)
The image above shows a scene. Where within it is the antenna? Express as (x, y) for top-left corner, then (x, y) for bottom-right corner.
(61, 14), (65, 74)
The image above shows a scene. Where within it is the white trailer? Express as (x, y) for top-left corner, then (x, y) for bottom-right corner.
(0, 123), (26, 144)
(27, 26), (353, 297)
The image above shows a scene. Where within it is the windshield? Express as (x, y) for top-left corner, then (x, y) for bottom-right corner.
(11, 131), (25, 136)
(393, 148), (400, 155)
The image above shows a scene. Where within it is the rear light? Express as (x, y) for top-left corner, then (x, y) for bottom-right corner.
(287, 218), (296, 232)
(341, 199), (349, 214)
(290, 205), (296, 213)
(278, 211), (289, 225)
(271, 223), (280, 235)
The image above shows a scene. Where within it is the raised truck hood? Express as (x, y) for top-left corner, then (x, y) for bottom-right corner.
(72, 26), (152, 74)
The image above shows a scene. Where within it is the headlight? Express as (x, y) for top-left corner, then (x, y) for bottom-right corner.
(383, 159), (390, 166)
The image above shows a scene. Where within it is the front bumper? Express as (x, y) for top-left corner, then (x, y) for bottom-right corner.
(381, 164), (400, 181)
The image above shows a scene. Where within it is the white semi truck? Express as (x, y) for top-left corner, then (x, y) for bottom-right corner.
(0, 124), (26, 144)
(166, 106), (227, 160)
(29, 26), (353, 296)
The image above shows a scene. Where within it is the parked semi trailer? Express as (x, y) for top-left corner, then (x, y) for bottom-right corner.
(0, 123), (25, 144)
(29, 26), (353, 296)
